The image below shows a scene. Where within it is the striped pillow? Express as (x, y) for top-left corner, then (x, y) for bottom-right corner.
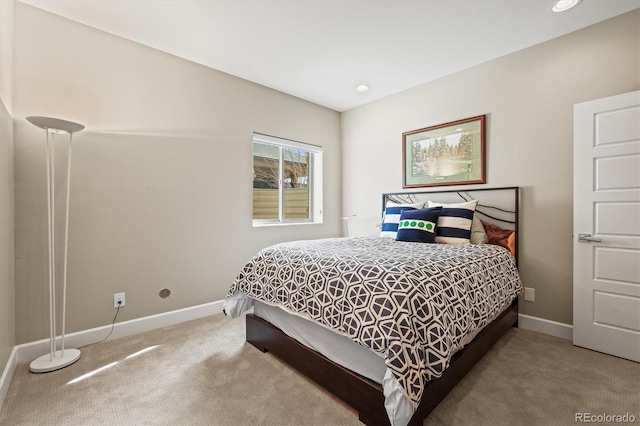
(427, 200), (479, 244)
(380, 201), (424, 238)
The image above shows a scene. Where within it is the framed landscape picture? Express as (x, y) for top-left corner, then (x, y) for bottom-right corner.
(402, 115), (486, 188)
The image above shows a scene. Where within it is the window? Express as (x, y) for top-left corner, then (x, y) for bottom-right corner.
(253, 133), (322, 225)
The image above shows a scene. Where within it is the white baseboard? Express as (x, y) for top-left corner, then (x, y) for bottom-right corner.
(0, 300), (224, 413)
(518, 313), (573, 341)
(15, 300), (224, 364)
(0, 347), (18, 415)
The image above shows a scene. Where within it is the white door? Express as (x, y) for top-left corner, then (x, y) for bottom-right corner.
(573, 90), (640, 362)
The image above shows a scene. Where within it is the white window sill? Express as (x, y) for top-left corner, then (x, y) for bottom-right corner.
(252, 220), (323, 228)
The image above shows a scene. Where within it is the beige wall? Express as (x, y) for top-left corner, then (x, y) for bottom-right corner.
(0, 99), (15, 375)
(0, 0), (13, 112)
(12, 3), (341, 344)
(341, 10), (640, 325)
(0, 1), (16, 377)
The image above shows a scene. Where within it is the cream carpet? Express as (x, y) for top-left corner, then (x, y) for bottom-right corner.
(1, 313), (638, 426)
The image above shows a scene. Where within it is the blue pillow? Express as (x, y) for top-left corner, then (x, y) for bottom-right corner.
(395, 207), (442, 243)
(380, 201), (424, 238)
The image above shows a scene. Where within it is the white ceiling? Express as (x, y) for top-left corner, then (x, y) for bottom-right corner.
(20, 0), (640, 112)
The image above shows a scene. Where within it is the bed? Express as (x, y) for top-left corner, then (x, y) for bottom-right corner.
(224, 186), (522, 426)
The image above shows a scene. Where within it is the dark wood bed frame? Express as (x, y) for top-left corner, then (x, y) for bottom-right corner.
(246, 300), (517, 425)
(245, 187), (520, 425)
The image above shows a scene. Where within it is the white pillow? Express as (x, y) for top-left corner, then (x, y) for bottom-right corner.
(380, 201), (424, 238)
(427, 200), (479, 244)
(470, 215), (489, 244)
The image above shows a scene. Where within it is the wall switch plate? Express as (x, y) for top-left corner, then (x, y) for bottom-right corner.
(524, 287), (535, 302)
(114, 292), (126, 308)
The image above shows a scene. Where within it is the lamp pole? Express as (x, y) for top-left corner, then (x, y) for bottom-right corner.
(27, 116), (85, 373)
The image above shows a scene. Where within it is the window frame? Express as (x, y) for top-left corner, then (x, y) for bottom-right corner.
(252, 133), (322, 226)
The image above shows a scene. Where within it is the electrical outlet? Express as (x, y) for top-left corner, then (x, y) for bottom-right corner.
(114, 292), (126, 308)
(524, 287), (535, 302)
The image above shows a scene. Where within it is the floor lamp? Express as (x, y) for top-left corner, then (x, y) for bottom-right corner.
(27, 116), (85, 373)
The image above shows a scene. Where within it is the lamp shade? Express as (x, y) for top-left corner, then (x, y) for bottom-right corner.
(27, 116), (85, 134)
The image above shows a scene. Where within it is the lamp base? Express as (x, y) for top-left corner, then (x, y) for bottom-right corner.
(30, 348), (81, 373)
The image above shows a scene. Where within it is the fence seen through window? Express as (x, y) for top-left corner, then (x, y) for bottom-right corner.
(252, 134), (321, 223)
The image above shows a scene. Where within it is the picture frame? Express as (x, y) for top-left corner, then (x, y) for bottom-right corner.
(402, 115), (486, 188)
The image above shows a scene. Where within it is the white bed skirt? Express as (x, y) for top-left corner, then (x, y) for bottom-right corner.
(254, 301), (386, 382)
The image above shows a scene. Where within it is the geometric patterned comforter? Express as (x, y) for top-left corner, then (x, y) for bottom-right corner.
(225, 236), (522, 412)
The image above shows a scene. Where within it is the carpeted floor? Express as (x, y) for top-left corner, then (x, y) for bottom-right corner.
(1, 313), (638, 426)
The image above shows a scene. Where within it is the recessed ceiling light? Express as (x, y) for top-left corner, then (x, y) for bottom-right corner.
(355, 84), (370, 92)
(552, 0), (582, 12)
